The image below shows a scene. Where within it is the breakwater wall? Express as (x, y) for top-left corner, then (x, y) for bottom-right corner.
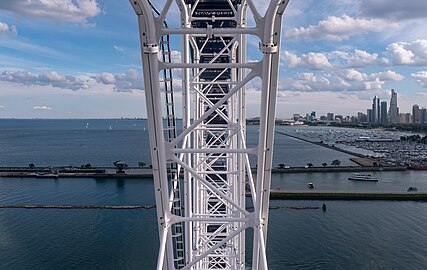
(275, 131), (366, 158)
(0, 204), (155, 209)
(275, 131), (392, 167)
(271, 166), (405, 173)
(269, 191), (427, 201)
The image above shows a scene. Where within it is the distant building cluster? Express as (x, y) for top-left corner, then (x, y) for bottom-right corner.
(244, 89), (426, 126)
(364, 89), (427, 125)
(286, 89), (427, 126)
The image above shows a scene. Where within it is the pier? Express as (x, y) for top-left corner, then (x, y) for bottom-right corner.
(0, 164), (407, 178)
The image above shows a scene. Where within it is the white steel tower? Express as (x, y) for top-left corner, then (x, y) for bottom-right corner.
(130, 0), (290, 269)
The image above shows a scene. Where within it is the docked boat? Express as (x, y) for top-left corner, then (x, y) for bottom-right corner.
(348, 173), (378, 182)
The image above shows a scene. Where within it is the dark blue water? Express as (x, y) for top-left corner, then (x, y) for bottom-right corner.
(0, 119), (355, 167)
(0, 119), (151, 167)
(1, 119), (427, 269)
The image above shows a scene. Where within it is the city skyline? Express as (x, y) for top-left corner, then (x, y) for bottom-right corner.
(289, 88), (427, 124)
(0, 1), (426, 118)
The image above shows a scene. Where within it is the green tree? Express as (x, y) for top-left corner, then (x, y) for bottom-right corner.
(322, 162), (327, 168)
(278, 163), (286, 169)
(138, 161), (146, 168)
(29, 163), (35, 168)
(331, 159), (341, 167)
(307, 163), (313, 168)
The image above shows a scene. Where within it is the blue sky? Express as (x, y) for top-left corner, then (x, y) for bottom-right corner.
(0, 0), (426, 118)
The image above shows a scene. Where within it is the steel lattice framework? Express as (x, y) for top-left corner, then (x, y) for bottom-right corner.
(130, 0), (289, 269)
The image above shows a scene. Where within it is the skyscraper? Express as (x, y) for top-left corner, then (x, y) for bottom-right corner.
(389, 89), (399, 124)
(421, 108), (427, 124)
(357, 112), (367, 123)
(399, 113), (412, 124)
(372, 95), (380, 123)
(380, 101), (388, 124)
(412, 104), (420, 124)
(367, 109), (373, 123)
(310, 111), (316, 119)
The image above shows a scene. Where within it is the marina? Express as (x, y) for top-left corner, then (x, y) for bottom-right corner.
(279, 126), (427, 167)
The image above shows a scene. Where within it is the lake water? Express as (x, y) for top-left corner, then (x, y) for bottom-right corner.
(0, 119), (426, 269)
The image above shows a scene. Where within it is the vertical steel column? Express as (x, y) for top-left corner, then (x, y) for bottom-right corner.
(130, 1), (175, 269)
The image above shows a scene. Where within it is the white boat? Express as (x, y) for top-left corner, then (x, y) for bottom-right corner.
(348, 173), (378, 182)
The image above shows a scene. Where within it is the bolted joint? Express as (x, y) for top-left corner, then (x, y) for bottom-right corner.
(206, 24), (214, 39)
(259, 42), (278, 54)
(143, 43), (160, 54)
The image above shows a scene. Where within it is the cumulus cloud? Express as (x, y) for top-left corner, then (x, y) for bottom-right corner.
(412, 72), (427, 88)
(158, 50), (181, 63)
(360, 0), (427, 20)
(33, 106), (52, 110)
(0, 68), (145, 92)
(0, 21), (17, 35)
(0, 70), (88, 90)
(386, 40), (427, 66)
(93, 69), (144, 92)
(282, 51), (332, 70)
(281, 69), (404, 92)
(284, 14), (399, 41)
(0, 0), (101, 24)
(282, 49), (389, 69)
(329, 49), (389, 68)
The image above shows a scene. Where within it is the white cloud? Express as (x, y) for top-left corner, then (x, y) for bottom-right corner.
(337, 69), (367, 81)
(0, 21), (17, 35)
(329, 49), (389, 68)
(412, 71), (427, 88)
(281, 69), (404, 92)
(0, 105), (4, 108)
(33, 106), (52, 110)
(0, 68), (145, 92)
(158, 50), (181, 63)
(282, 49), (389, 70)
(386, 40), (427, 66)
(0, 70), (88, 90)
(371, 70), (404, 81)
(282, 51), (332, 70)
(302, 52), (332, 70)
(0, 0), (101, 24)
(93, 69), (144, 92)
(284, 14), (399, 41)
(282, 51), (301, 68)
(360, 0), (427, 20)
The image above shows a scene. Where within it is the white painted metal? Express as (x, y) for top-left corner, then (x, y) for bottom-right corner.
(129, 0), (290, 269)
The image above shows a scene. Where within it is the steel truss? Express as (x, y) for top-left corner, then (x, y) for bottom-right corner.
(130, 0), (290, 269)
